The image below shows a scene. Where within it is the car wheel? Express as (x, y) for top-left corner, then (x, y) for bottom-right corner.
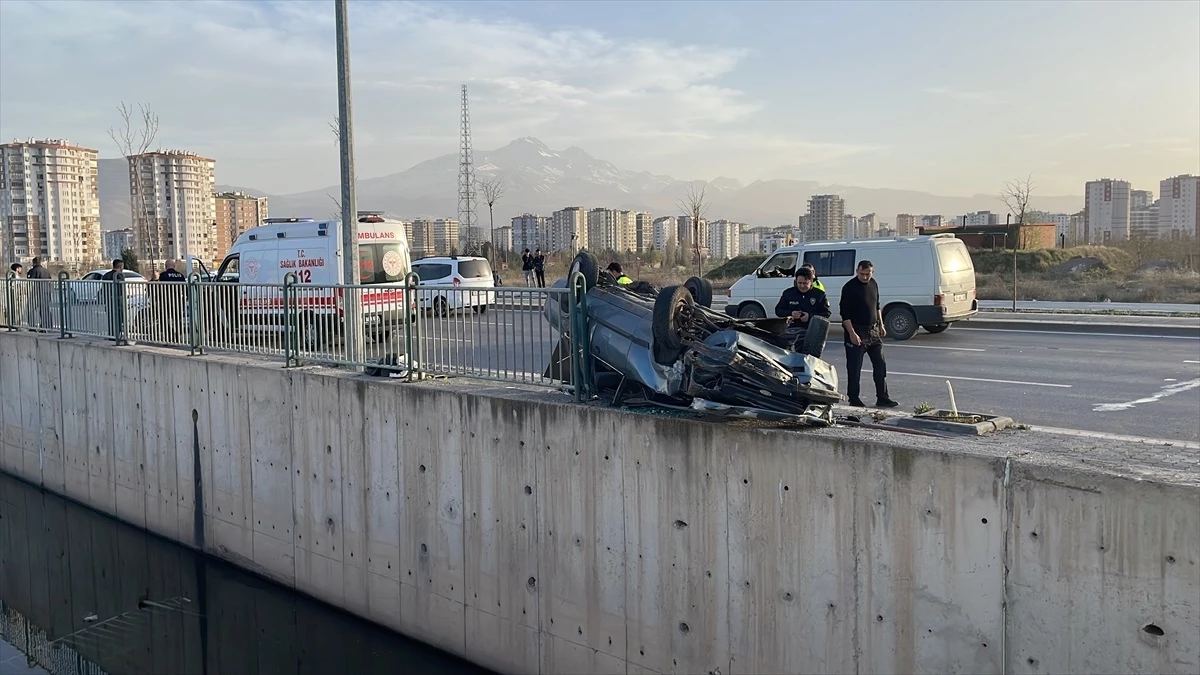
(737, 303), (766, 319)
(799, 315), (830, 358)
(433, 296), (449, 317)
(684, 277), (713, 308)
(568, 251), (599, 290)
(300, 313), (331, 352)
(651, 285), (694, 365)
(922, 323), (950, 334)
(884, 306), (918, 341)
(474, 304), (488, 314)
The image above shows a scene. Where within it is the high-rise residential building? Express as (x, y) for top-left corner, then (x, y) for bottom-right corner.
(587, 208), (637, 253)
(652, 216), (676, 251)
(1158, 174), (1199, 239)
(895, 214), (918, 237)
(0, 138), (100, 265)
(102, 228), (134, 260)
(844, 214), (858, 239)
(1130, 202), (1160, 239)
(127, 150), (216, 265)
(411, 219), (436, 257)
(965, 211), (1000, 227)
(549, 207), (586, 252)
(511, 213), (547, 253)
(1067, 211), (1086, 246)
(706, 220), (743, 260)
(1131, 190), (1154, 211)
(433, 218), (460, 255)
(805, 195), (846, 241)
(920, 214), (946, 229)
(738, 227), (764, 256)
(494, 225), (513, 252)
(857, 213), (878, 239)
(1084, 179), (1131, 243)
(676, 215), (708, 254)
(214, 191), (268, 260)
(635, 212), (654, 253)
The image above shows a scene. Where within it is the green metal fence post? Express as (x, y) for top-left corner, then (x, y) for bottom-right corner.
(283, 273), (298, 367)
(403, 272), (419, 382)
(569, 271), (592, 401)
(4, 273), (15, 331)
(56, 271), (71, 339)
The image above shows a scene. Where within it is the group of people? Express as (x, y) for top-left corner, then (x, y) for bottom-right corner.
(774, 261), (898, 409)
(521, 249), (547, 287)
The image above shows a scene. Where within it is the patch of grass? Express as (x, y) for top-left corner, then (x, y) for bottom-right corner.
(913, 401), (934, 415)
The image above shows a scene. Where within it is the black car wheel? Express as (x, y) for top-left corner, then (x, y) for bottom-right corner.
(884, 306), (918, 341)
(799, 315), (830, 357)
(651, 285), (694, 365)
(737, 303), (766, 319)
(922, 323), (949, 334)
(683, 276), (713, 308)
(568, 251), (599, 290)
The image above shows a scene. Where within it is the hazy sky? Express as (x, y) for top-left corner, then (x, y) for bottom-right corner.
(2, 0), (1197, 196)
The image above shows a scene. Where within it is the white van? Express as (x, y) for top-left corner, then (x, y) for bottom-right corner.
(411, 256), (495, 315)
(206, 212), (414, 346)
(724, 234), (977, 340)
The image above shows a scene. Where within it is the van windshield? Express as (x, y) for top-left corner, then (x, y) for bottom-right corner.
(458, 259), (491, 278)
(359, 243), (410, 284)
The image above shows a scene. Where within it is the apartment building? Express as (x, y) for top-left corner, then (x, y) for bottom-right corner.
(965, 211), (1000, 227)
(411, 219), (436, 257)
(433, 218), (460, 255)
(511, 213), (547, 252)
(494, 225), (513, 252)
(1084, 179), (1131, 243)
(855, 213), (878, 239)
(127, 150), (216, 265)
(0, 138), (100, 265)
(1158, 174), (1199, 239)
(1131, 189), (1154, 211)
(1130, 203), (1160, 240)
(652, 216), (676, 251)
(549, 207), (586, 252)
(920, 214), (946, 229)
(676, 215), (708, 255)
(102, 228), (134, 260)
(738, 227), (764, 255)
(706, 219), (743, 260)
(587, 208), (637, 253)
(895, 214), (918, 237)
(214, 191), (268, 260)
(804, 195), (845, 241)
(635, 212), (654, 253)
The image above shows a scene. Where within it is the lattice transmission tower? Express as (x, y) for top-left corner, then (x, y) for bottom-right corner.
(458, 84), (478, 254)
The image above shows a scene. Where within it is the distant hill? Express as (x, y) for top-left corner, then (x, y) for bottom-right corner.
(97, 137), (1084, 231)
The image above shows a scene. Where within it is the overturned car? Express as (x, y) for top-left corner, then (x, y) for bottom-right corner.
(545, 252), (842, 426)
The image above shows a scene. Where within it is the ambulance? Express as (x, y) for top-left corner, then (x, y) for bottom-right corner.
(205, 212), (415, 348)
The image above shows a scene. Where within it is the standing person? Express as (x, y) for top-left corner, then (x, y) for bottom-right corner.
(533, 249), (546, 288)
(101, 259), (127, 341)
(156, 259), (187, 340)
(25, 256), (52, 331)
(7, 263), (24, 329)
(840, 260), (898, 408)
(521, 249), (534, 287)
(775, 267), (830, 350)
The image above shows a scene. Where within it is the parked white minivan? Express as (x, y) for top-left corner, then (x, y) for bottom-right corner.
(411, 256), (495, 315)
(206, 212), (415, 347)
(724, 234), (977, 340)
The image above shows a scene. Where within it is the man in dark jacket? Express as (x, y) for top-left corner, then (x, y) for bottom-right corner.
(775, 267), (830, 351)
(840, 260), (898, 408)
(101, 259), (127, 340)
(155, 259), (187, 340)
(25, 257), (52, 330)
(533, 249), (546, 288)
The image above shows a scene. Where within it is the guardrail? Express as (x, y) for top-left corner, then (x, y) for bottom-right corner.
(3, 272), (593, 400)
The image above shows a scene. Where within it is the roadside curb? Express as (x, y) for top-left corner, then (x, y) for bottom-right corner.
(962, 318), (1200, 338)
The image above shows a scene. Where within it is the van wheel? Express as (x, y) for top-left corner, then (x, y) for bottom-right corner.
(737, 303), (766, 319)
(922, 323), (950, 334)
(433, 296), (449, 317)
(884, 306), (918, 341)
(474, 304), (488, 314)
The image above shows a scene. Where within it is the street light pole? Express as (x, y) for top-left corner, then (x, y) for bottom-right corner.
(335, 0), (364, 367)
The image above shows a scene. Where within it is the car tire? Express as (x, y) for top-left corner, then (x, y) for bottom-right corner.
(433, 296), (449, 317)
(568, 251), (599, 291)
(300, 313), (332, 352)
(884, 306), (918, 341)
(474, 304), (488, 314)
(737, 303), (766, 319)
(651, 284), (694, 365)
(684, 277), (713, 308)
(922, 323), (949, 334)
(799, 315), (830, 358)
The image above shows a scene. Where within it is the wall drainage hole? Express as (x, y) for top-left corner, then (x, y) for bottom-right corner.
(524, 485), (532, 495)
(981, 517), (988, 524)
(1142, 624), (1164, 636)
(418, 464), (426, 473)
(678, 622), (690, 635)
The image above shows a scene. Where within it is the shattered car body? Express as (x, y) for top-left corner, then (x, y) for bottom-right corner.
(545, 252), (842, 425)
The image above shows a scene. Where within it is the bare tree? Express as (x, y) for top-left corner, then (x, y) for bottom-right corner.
(999, 174), (1035, 310)
(326, 193), (342, 221)
(477, 175), (507, 261)
(108, 102), (159, 262)
(676, 181), (710, 278)
(329, 116), (340, 144)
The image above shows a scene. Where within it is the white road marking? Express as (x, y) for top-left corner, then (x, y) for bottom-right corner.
(890, 344), (985, 352)
(864, 370), (1071, 388)
(1093, 378), (1200, 412)
(1185, 360), (1200, 364)
(957, 327), (1200, 340)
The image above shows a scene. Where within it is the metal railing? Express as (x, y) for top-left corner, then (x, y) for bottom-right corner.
(3, 272), (593, 399)
(0, 599), (107, 675)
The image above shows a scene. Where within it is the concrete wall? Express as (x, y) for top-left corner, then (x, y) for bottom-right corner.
(2, 331), (1197, 675)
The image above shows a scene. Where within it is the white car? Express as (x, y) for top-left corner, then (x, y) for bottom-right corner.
(412, 256), (495, 315)
(68, 269), (147, 304)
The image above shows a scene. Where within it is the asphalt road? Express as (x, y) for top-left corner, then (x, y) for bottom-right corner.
(396, 308), (1200, 442)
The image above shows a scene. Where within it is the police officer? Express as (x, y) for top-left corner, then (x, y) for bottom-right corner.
(606, 262), (633, 285)
(775, 267), (830, 349)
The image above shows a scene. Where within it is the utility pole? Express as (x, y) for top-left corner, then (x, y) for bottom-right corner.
(335, 0), (364, 366)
